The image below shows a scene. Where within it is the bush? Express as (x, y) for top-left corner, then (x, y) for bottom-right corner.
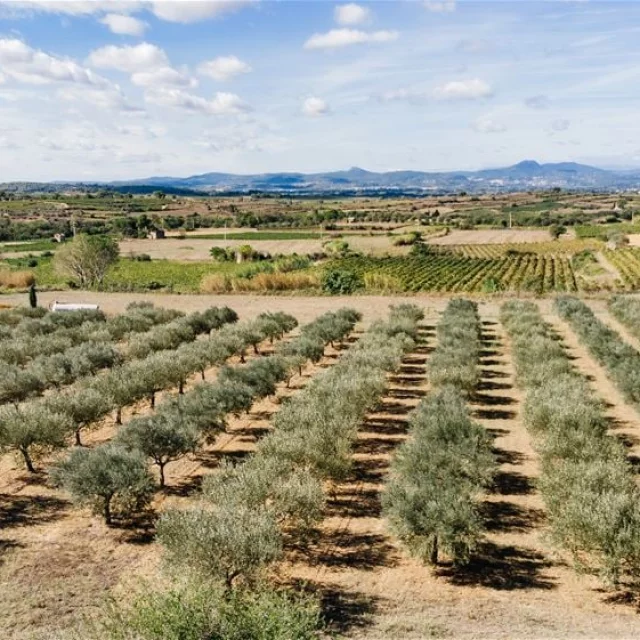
(98, 579), (322, 640)
(321, 268), (363, 295)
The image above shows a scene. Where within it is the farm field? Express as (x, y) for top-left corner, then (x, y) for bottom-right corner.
(2, 293), (640, 640)
(427, 228), (552, 245)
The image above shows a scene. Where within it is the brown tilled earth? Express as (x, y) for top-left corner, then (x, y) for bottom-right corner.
(1, 295), (640, 639)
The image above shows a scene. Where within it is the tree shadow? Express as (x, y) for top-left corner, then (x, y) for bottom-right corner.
(162, 474), (203, 498)
(298, 580), (384, 635)
(480, 500), (546, 533)
(385, 388), (427, 400)
(491, 446), (526, 466)
(349, 456), (390, 484)
(354, 435), (404, 457)
(0, 538), (25, 568)
(473, 392), (516, 407)
(0, 493), (69, 529)
(114, 509), (157, 544)
(305, 530), (399, 570)
(325, 486), (382, 518)
(438, 541), (556, 591)
(362, 416), (409, 435)
(491, 470), (536, 496)
(474, 408), (518, 420)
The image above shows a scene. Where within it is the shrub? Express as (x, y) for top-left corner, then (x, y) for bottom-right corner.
(0, 268), (35, 289)
(98, 579), (322, 640)
(321, 268), (363, 295)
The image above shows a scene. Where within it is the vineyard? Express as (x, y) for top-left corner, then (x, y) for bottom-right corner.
(429, 239), (600, 258)
(331, 253), (579, 294)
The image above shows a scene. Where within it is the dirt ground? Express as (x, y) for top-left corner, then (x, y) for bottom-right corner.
(117, 234), (410, 261)
(428, 229), (552, 245)
(2, 295), (640, 638)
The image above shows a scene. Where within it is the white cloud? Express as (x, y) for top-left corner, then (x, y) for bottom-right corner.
(424, 1), (456, 13)
(525, 94), (550, 109)
(302, 96), (329, 117)
(149, 1), (256, 24)
(0, 72), (5, 84)
(0, 38), (109, 86)
(433, 78), (493, 100)
(198, 55), (251, 81)
(131, 66), (196, 88)
(304, 29), (398, 49)
(2, 1), (144, 16)
(145, 88), (251, 115)
(304, 28), (398, 50)
(552, 118), (570, 132)
(334, 3), (370, 26)
(1, 1), (255, 23)
(100, 13), (147, 36)
(57, 85), (144, 113)
(472, 116), (506, 134)
(88, 42), (168, 72)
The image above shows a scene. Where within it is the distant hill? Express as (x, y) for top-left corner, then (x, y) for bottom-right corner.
(4, 160), (640, 195)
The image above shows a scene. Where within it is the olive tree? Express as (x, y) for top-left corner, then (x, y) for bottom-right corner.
(0, 365), (45, 405)
(0, 403), (72, 472)
(52, 443), (155, 525)
(117, 413), (199, 487)
(47, 387), (112, 447)
(53, 234), (119, 288)
(157, 504), (282, 589)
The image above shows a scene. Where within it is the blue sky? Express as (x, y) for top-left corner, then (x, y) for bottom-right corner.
(0, 0), (639, 181)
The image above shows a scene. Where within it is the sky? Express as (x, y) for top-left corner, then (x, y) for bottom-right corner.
(0, 0), (640, 181)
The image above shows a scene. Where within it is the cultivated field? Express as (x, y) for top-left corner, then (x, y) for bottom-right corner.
(428, 229), (553, 245)
(2, 291), (640, 639)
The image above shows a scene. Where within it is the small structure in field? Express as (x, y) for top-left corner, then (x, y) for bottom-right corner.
(50, 301), (99, 312)
(147, 228), (165, 240)
(53, 233), (66, 243)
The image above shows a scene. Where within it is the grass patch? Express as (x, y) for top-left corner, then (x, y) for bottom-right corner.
(0, 240), (57, 253)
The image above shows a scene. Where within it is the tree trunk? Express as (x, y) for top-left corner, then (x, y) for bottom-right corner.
(150, 392), (155, 409)
(159, 462), (166, 488)
(201, 370), (206, 381)
(253, 344), (260, 355)
(179, 380), (184, 395)
(20, 447), (36, 473)
(240, 353), (246, 363)
(104, 496), (113, 525)
(430, 536), (439, 565)
(75, 428), (83, 447)
(115, 407), (122, 425)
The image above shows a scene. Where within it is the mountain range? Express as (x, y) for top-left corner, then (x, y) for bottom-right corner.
(5, 160), (640, 195)
(106, 160), (640, 194)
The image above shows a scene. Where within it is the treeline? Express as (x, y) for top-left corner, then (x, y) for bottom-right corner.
(384, 299), (495, 566)
(502, 300), (640, 586)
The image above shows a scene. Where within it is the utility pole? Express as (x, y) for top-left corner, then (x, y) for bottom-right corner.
(509, 212), (513, 229)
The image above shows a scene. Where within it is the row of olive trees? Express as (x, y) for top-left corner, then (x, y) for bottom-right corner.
(608, 295), (640, 342)
(502, 300), (640, 586)
(0, 303), (182, 365)
(0, 307), (240, 469)
(428, 298), (481, 394)
(0, 305), (103, 341)
(52, 309), (357, 524)
(0, 306), (236, 407)
(384, 298), (493, 566)
(83, 307), (420, 640)
(156, 305), (418, 592)
(556, 296), (640, 407)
